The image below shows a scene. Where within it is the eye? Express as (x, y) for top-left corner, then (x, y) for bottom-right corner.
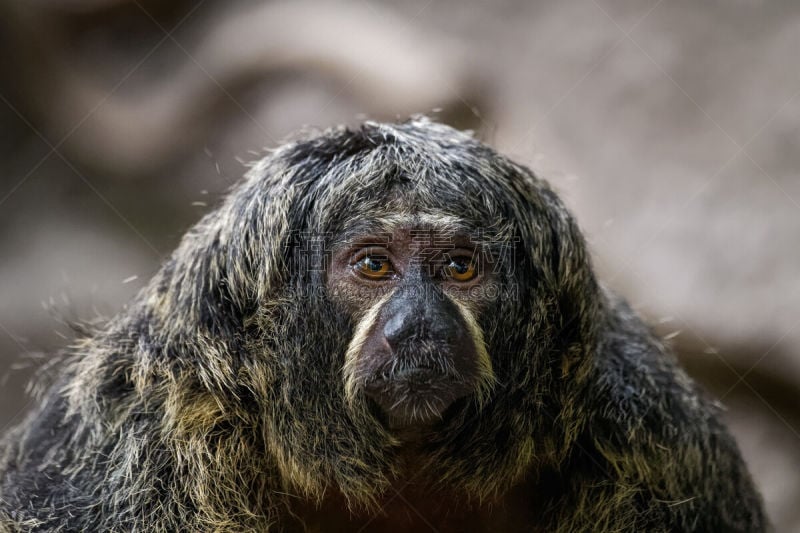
(443, 257), (477, 282)
(355, 254), (393, 280)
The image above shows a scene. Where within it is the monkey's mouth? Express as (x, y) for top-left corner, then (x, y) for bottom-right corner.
(363, 367), (473, 427)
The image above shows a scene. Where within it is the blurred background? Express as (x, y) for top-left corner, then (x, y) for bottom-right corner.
(0, 0), (798, 528)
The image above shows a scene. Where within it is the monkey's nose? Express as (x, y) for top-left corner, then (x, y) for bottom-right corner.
(382, 304), (461, 350)
(383, 309), (414, 349)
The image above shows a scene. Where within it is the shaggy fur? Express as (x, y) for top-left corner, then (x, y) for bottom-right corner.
(0, 118), (766, 531)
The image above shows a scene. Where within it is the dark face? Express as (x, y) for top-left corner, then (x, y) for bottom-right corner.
(327, 220), (498, 430)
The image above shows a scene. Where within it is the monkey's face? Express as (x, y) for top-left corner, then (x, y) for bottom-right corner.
(327, 223), (497, 429)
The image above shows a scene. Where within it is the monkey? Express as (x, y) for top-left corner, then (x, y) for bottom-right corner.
(0, 117), (766, 532)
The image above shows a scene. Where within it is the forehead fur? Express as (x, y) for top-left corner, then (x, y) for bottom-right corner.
(275, 117), (543, 239)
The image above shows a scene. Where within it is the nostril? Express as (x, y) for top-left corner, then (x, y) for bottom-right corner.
(430, 313), (461, 344)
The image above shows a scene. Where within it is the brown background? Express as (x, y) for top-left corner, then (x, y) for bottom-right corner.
(0, 0), (798, 529)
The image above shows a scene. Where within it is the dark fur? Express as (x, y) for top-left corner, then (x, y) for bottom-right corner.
(0, 118), (766, 531)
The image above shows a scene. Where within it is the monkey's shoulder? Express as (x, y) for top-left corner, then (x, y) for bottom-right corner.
(569, 296), (767, 531)
(588, 296), (723, 439)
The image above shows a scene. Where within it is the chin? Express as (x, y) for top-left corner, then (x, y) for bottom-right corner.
(365, 374), (473, 430)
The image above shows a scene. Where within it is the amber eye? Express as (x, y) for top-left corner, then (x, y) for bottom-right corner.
(356, 255), (392, 280)
(443, 257), (477, 282)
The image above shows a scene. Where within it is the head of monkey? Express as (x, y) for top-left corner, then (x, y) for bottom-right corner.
(216, 117), (599, 504)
